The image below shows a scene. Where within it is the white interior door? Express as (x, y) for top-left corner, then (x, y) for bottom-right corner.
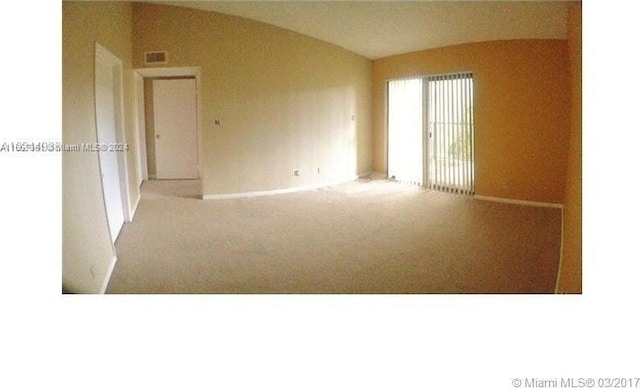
(95, 45), (125, 242)
(153, 78), (199, 179)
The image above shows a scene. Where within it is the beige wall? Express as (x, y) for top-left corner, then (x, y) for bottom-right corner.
(132, 3), (373, 196)
(62, 2), (139, 293)
(557, 2), (582, 293)
(372, 40), (570, 204)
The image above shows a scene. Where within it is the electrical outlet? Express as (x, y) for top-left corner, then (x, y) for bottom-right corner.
(293, 169), (300, 176)
(317, 167), (320, 174)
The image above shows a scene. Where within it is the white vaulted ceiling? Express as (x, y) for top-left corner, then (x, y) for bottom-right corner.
(154, 0), (569, 59)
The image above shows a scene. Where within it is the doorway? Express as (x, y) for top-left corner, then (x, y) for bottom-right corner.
(94, 43), (131, 242)
(134, 67), (202, 193)
(387, 73), (475, 195)
(148, 77), (198, 179)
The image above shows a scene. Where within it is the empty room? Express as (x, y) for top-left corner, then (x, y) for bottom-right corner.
(62, 1), (582, 294)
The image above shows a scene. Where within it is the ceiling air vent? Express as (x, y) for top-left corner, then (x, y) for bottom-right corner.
(144, 51), (168, 65)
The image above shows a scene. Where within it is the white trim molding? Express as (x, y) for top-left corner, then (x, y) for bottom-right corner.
(203, 184), (325, 200)
(135, 66), (200, 77)
(555, 207), (565, 294)
(203, 175), (365, 200)
(474, 195), (563, 209)
(357, 171), (376, 179)
(133, 71), (148, 182)
(129, 191), (142, 222)
(100, 255), (118, 294)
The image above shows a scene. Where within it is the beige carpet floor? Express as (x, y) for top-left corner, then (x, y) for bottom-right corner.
(106, 176), (561, 294)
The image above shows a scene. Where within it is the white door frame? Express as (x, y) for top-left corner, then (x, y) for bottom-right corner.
(95, 43), (132, 241)
(133, 67), (202, 180)
(133, 71), (148, 182)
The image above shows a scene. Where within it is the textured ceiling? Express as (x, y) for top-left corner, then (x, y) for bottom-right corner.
(156, 1), (568, 59)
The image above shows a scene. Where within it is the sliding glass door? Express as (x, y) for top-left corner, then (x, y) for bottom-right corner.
(427, 73), (474, 195)
(387, 77), (424, 186)
(387, 73), (474, 195)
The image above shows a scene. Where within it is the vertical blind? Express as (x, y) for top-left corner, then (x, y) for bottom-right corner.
(427, 73), (474, 195)
(387, 73), (474, 195)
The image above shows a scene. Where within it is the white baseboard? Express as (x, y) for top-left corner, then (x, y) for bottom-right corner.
(129, 192), (141, 221)
(474, 195), (563, 209)
(203, 175), (363, 200)
(357, 171), (377, 178)
(555, 207), (565, 294)
(100, 255), (118, 294)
